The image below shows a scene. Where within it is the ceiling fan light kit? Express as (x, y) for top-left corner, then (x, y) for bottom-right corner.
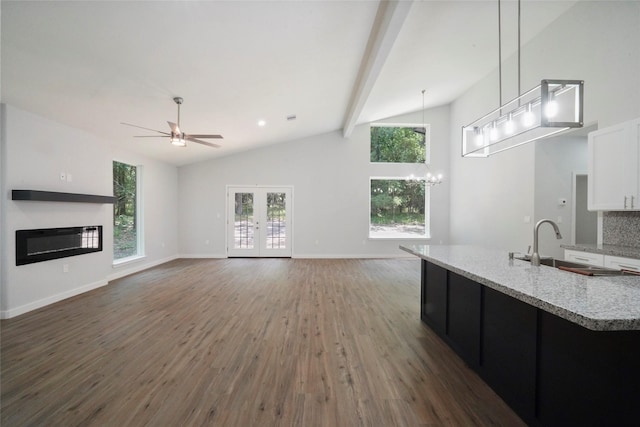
(122, 97), (223, 149)
(170, 135), (186, 147)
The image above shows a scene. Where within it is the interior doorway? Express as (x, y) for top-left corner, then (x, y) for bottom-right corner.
(226, 186), (293, 257)
(573, 174), (597, 245)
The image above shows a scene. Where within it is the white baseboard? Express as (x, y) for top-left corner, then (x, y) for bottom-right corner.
(0, 278), (109, 319)
(1, 255), (181, 319)
(178, 253), (227, 259)
(292, 253), (414, 259)
(179, 253), (412, 259)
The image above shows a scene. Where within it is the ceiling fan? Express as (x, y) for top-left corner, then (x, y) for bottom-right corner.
(122, 97), (223, 148)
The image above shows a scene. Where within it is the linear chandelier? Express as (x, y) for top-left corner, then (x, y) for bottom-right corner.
(462, 79), (584, 157)
(462, 0), (583, 157)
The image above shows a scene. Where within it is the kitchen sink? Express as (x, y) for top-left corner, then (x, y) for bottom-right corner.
(515, 256), (631, 276)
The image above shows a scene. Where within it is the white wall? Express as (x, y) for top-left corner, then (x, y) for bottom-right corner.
(178, 105), (450, 258)
(449, 1), (640, 253)
(0, 104), (179, 318)
(534, 136), (588, 259)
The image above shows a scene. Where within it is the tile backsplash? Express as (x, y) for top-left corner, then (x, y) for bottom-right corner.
(603, 211), (640, 248)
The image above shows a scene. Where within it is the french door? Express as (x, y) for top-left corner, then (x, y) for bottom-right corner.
(227, 186), (292, 257)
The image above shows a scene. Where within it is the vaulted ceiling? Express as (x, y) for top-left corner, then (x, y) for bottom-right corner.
(1, 1), (577, 166)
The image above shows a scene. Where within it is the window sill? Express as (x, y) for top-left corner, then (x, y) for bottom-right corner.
(368, 236), (431, 240)
(113, 254), (146, 268)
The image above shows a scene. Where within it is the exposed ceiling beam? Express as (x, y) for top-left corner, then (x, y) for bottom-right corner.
(342, 0), (413, 138)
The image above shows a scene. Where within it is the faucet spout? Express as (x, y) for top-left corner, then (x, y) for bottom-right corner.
(531, 219), (563, 266)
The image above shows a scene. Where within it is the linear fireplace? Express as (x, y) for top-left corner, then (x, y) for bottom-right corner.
(16, 226), (103, 266)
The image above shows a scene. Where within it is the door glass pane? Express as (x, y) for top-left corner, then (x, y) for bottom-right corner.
(266, 192), (286, 249)
(234, 193), (254, 249)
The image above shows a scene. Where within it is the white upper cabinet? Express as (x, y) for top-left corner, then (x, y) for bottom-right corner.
(588, 118), (640, 211)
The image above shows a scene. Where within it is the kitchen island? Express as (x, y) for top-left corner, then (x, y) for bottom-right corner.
(401, 244), (640, 427)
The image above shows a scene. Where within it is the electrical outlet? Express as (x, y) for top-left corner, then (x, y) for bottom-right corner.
(63, 264), (69, 273)
(66, 173), (73, 182)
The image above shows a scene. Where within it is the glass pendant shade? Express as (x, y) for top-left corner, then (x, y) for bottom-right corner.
(462, 79), (584, 157)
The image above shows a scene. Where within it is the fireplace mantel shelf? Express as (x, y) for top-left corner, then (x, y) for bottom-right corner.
(12, 190), (116, 204)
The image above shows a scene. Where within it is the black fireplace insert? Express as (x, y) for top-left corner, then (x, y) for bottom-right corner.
(16, 226), (103, 266)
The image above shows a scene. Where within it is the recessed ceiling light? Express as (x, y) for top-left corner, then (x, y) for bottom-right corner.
(257, 120), (266, 127)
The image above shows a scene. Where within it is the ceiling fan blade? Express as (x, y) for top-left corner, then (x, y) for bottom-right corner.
(186, 134), (224, 139)
(185, 136), (221, 148)
(121, 122), (170, 136)
(133, 135), (169, 138)
(167, 121), (181, 135)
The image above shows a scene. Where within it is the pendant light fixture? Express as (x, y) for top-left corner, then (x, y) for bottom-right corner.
(461, 0), (583, 157)
(420, 89), (443, 186)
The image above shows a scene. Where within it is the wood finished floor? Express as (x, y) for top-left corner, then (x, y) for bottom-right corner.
(1, 258), (525, 427)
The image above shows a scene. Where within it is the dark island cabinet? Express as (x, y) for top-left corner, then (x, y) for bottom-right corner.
(447, 272), (481, 369)
(422, 263), (482, 369)
(421, 261), (447, 336)
(537, 311), (640, 426)
(480, 287), (537, 423)
(418, 260), (640, 427)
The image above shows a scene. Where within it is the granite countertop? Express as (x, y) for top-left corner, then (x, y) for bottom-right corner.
(400, 244), (640, 331)
(561, 243), (640, 259)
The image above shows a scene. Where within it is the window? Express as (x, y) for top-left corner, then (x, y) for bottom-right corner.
(369, 123), (430, 239)
(113, 161), (142, 260)
(370, 125), (426, 163)
(370, 178), (427, 239)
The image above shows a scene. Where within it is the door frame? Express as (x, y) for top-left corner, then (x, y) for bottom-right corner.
(225, 185), (294, 258)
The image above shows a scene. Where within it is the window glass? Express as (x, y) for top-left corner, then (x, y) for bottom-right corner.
(370, 125), (426, 163)
(113, 161), (139, 259)
(370, 178), (427, 239)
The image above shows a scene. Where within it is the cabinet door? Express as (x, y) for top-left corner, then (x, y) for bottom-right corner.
(604, 255), (640, 272)
(447, 273), (481, 369)
(537, 311), (640, 426)
(588, 118), (640, 211)
(422, 261), (447, 336)
(564, 249), (604, 267)
(481, 287), (537, 423)
(588, 122), (631, 210)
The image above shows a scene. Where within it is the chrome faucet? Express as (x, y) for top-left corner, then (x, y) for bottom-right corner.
(531, 219), (563, 266)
